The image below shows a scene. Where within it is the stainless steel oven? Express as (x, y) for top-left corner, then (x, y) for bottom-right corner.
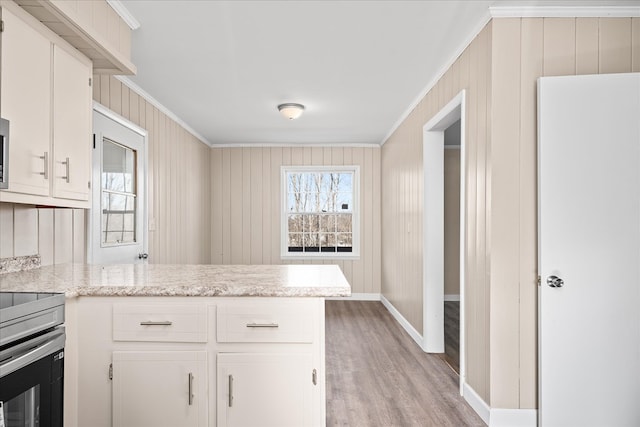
(0, 118), (8, 189)
(0, 293), (65, 427)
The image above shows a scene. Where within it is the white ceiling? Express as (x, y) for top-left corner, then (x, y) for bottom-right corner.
(119, 0), (638, 147)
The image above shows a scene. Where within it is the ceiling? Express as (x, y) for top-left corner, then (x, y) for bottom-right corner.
(119, 0), (636, 147)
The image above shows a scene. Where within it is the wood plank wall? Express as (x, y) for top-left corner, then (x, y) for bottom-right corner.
(93, 76), (211, 264)
(0, 204), (86, 265)
(382, 23), (493, 403)
(0, 76), (211, 266)
(490, 16), (640, 410)
(210, 146), (381, 295)
(382, 16), (640, 410)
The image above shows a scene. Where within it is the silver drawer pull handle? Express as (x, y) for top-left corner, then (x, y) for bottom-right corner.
(246, 323), (279, 328)
(228, 374), (234, 407)
(188, 372), (194, 405)
(139, 321), (173, 326)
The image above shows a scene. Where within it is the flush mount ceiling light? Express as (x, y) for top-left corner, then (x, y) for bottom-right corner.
(278, 103), (305, 120)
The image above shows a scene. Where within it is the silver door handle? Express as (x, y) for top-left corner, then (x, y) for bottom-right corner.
(139, 321), (172, 326)
(188, 372), (194, 405)
(246, 323), (279, 328)
(547, 275), (564, 288)
(228, 374), (234, 407)
(39, 152), (48, 179)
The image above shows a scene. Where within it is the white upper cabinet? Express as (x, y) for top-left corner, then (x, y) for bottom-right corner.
(52, 45), (92, 201)
(0, 6), (51, 197)
(0, 2), (92, 208)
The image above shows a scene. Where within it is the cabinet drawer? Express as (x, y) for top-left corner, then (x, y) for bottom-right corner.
(217, 300), (315, 343)
(113, 304), (207, 343)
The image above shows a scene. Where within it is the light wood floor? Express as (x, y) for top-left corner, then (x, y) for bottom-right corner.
(443, 301), (460, 374)
(326, 301), (485, 427)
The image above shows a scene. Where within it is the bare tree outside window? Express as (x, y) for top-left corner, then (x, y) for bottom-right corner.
(285, 170), (354, 254)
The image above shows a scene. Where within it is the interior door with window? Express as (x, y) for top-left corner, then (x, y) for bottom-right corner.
(538, 73), (640, 426)
(89, 107), (147, 264)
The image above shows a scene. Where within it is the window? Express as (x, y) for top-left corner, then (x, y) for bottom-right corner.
(282, 166), (359, 258)
(101, 138), (137, 245)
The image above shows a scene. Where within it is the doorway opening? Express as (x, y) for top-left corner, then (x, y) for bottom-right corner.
(443, 119), (461, 374)
(422, 90), (465, 393)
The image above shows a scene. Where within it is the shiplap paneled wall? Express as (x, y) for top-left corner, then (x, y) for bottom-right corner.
(210, 146), (381, 295)
(0, 203), (86, 265)
(490, 16), (640, 410)
(381, 16), (640, 411)
(93, 75), (211, 264)
(382, 23), (492, 403)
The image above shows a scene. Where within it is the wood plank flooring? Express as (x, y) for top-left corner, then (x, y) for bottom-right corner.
(325, 301), (485, 426)
(443, 301), (460, 374)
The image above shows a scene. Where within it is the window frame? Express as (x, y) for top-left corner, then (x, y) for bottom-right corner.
(281, 165), (360, 260)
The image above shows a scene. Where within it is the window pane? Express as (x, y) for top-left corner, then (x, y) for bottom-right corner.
(288, 233), (303, 251)
(288, 214), (303, 233)
(336, 214), (352, 232)
(102, 193), (136, 245)
(306, 214), (319, 233)
(337, 233), (353, 252)
(103, 139), (136, 193)
(319, 214), (335, 232)
(321, 233), (336, 247)
(304, 233), (320, 252)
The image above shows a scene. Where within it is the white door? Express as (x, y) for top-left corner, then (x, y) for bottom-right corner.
(538, 73), (640, 426)
(89, 106), (147, 263)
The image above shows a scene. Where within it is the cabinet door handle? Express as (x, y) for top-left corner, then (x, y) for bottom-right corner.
(188, 372), (194, 405)
(228, 374), (234, 407)
(139, 321), (172, 326)
(246, 323), (279, 328)
(62, 157), (70, 183)
(312, 368), (317, 386)
(39, 152), (48, 179)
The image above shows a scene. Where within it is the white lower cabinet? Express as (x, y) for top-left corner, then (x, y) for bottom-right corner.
(112, 351), (208, 427)
(72, 297), (325, 427)
(217, 353), (314, 427)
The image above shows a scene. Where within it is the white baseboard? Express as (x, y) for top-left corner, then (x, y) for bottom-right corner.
(490, 409), (537, 427)
(380, 295), (424, 349)
(326, 293), (381, 301)
(462, 383), (537, 427)
(444, 294), (460, 301)
(463, 383), (491, 425)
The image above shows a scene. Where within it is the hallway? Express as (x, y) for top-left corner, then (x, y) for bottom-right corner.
(325, 300), (483, 426)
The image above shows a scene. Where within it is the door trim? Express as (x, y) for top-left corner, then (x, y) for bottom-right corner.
(422, 90), (466, 395)
(87, 101), (148, 263)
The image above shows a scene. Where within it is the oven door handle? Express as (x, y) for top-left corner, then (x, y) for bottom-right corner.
(0, 329), (65, 378)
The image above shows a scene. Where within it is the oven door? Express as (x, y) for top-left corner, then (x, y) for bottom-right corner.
(0, 328), (65, 427)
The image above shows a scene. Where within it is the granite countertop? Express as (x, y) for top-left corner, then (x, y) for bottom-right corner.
(0, 263), (352, 298)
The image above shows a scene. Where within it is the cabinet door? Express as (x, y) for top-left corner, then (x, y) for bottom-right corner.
(0, 7), (51, 196)
(217, 353), (314, 427)
(52, 45), (92, 201)
(112, 351), (207, 427)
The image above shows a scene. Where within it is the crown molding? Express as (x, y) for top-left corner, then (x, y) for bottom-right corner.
(210, 142), (381, 149)
(115, 76), (213, 147)
(380, 10), (492, 146)
(489, 5), (640, 18)
(106, 0), (141, 30)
